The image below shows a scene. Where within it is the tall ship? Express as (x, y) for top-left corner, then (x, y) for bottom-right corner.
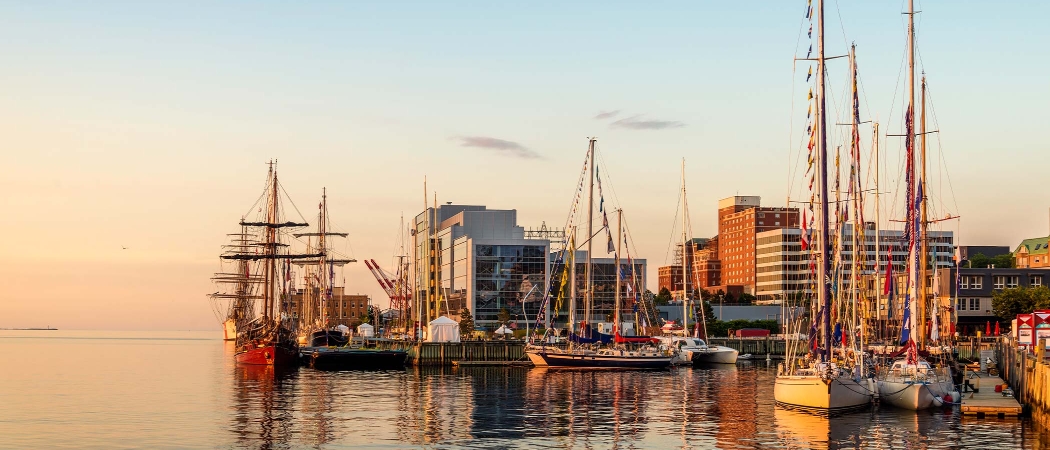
(209, 228), (263, 341)
(293, 188), (355, 348)
(219, 162), (321, 366)
(526, 138), (672, 369)
(876, 0), (958, 410)
(773, 0), (873, 413)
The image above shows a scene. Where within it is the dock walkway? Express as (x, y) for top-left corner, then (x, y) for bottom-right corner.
(960, 372), (1023, 418)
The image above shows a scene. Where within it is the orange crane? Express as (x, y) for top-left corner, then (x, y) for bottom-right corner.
(364, 258), (411, 331)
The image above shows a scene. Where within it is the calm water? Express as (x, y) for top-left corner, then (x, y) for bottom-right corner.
(2, 331), (1049, 449)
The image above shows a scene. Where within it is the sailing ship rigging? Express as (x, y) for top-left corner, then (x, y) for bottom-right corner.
(526, 138), (672, 369)
(220, 161), (322, 366)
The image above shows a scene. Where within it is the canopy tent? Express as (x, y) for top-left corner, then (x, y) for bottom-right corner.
(494, 325), (513, 335)
(427, 316), (461, 343)
(335, 324), (351, 336)
(357, 323), (375, 338)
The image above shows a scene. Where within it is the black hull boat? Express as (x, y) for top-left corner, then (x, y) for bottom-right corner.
(309, 329), (350, 347)
(526, 347), (672, 369)
(302, 347), (407, 370)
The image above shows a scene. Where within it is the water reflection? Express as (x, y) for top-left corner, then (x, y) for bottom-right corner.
(222, 359), (1050, 449)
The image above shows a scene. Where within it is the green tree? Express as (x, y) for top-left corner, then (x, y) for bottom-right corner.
(459, 308), (476, 337)
(654, 287), (672, 305)
(698, 301), (716, 323)
(992, 286), (1050, 318)
(969, 252), (1014, 269)
(739, 293), (757, 304)
(497, 307), (511, 326)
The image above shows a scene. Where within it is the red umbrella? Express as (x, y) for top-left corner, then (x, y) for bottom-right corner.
(995, 321), (1000, 336)
(986, 321), (991, 336)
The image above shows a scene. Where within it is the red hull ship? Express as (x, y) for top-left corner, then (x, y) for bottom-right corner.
(235, 343), (298, 366)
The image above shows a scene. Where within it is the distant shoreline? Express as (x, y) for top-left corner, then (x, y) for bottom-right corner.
(0, 327), (58, 331)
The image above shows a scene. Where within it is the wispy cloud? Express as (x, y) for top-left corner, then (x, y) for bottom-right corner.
(610, 115), (685, 130)
(593, 110), (620, 120)
(454, 136), (541, 159)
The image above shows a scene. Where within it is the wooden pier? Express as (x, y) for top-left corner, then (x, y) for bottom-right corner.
(959, 372), (1023, 418)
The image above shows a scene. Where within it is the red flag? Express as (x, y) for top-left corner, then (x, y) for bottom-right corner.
(883, 259), (893, 296)
(800, 211), (810, 250)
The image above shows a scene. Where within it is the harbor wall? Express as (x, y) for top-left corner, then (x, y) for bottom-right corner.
(999, 339), (1050, 428)
(405, 341), (525, 366)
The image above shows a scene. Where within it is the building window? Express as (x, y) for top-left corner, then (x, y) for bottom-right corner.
(972, 276), (982, 289)
(1033, 275), (1043, 287)
(957, 297), (965, 311)
(960, 276), (970, 290)
(969, 298), (980, 311)
(993, 276), (1005, 290)
(1007, 276), (1019, 288)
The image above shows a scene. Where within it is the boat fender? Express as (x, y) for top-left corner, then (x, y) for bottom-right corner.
(942, 393), (953, 405)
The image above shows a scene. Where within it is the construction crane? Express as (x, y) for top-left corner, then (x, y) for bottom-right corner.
(364, 258), (411, 333)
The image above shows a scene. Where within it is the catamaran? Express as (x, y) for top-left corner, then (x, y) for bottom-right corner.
(658, 159), (738, 365)
(875, 0), (958, 410)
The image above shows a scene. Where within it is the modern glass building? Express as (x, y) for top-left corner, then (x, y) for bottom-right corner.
(413, 205), (550, 330)
(547, 250), (647, 330)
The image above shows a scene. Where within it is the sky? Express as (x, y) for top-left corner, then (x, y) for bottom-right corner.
(2, 1), (1048, 330)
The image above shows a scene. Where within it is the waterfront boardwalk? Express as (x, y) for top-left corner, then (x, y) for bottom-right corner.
(960, 372), (1023, 418)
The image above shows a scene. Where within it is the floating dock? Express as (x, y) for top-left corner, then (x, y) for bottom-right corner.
(960, 372), (1023, 418)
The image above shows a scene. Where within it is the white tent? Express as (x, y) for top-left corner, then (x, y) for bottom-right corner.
(427, 316), (461, 343)
(356, 323), (375, 338)
(335, 324), (351, 336)
(494, 325), (513, 335)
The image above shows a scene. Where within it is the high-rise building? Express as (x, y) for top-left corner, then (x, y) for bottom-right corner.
(413, 205), (550, 329)
(717, 196), (799, 294)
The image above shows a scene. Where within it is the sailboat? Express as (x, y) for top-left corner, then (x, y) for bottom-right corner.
(876, 0), (957, 410)
(293, 188), (355, 348)
(773, 0), (872, 412)
(222, 162), (321, 366)
(525, 138), (672, 369)
(658, 159), (738, 365)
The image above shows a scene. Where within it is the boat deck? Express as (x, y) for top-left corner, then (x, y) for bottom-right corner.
(960, 372), (1023, 418)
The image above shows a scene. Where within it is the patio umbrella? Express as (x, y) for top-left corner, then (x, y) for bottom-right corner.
(986, 321), (991, 336)
(995, 321), (1000, 336)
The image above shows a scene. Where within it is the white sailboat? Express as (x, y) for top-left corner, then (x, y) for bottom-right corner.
(664, 159), (737, 365)
(876, 0), (957, 410)
(773, 0), (872, 413)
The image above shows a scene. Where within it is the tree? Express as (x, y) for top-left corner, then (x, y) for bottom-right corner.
(459, 308), (475, 337)
(992, 286), (1050, 318)
(969, 252), (1013, 269)
(654, 287), (672, 305)
(739, 293), (757, 304)
(497, 307), (511, 326)
(698, 301), (716, 323)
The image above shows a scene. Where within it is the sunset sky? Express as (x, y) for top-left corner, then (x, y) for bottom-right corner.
(2, 1), (1048, 330)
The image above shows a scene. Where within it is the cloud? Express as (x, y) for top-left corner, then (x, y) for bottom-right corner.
(610, 115), (685, 130)
(593, 110), (620, 120)
(454, 136), (541, 159)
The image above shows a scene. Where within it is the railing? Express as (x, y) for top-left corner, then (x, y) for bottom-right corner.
(402, 341), (526, 366)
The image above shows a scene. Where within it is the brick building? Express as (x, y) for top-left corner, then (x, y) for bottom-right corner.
(285, 287), (372, 327)
(717, 196), (798, 295)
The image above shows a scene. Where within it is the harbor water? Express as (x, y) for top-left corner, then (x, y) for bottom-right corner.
(2, 330), (1049, 449)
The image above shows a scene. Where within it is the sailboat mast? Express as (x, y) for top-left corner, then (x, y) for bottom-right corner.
(569, 225), (577, 335)
(906, 0), (919, 348)
(319, 188), (328, 327)
(615, 209), (622, 334)
(816, 0), (832, 361)
(267, 162), (279, 319)
(681, 159), (689, 333)
(918, 75), (929, 349)
(585, 138), (596, 331)
(849, 44), (858, 351)
(873, 121), (881, 341)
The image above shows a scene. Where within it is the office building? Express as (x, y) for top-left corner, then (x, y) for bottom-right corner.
(718, 196), (799, 294)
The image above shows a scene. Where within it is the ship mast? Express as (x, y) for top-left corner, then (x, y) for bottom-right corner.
(906, 0), (922, 349)
(816, 0), (832, 362)
(681, 159), (689, 334)
(918, 74), (929, 350)
(585, 138), (596, 334)
(614, 208), (622, 335)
